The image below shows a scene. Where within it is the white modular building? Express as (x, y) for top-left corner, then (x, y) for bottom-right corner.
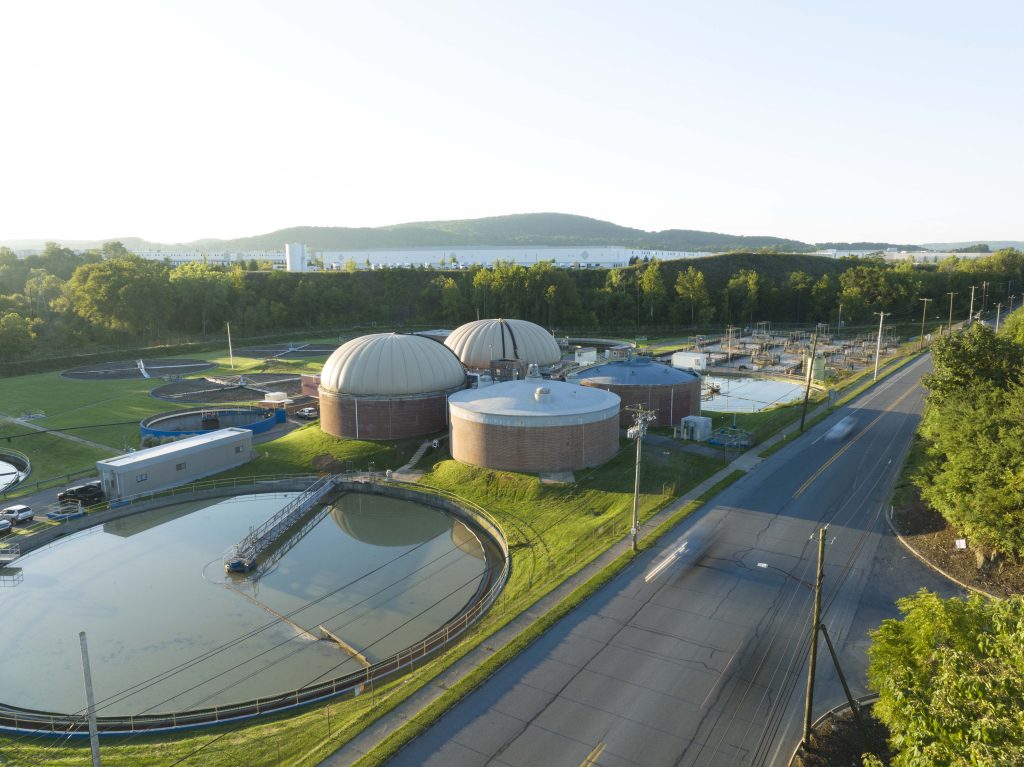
(671, 351), (707, 372)
(97, 428), (255, 501)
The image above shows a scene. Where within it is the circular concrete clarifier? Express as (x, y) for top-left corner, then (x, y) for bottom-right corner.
(0, 491), (500, 719)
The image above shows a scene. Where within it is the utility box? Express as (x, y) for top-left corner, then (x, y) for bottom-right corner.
(97, 427), (254, 501)
(672, 351), (707, 372)
(680, 415), (713, 442)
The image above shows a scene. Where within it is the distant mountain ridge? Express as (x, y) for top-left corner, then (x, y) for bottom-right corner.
(1, 212), (943, 253)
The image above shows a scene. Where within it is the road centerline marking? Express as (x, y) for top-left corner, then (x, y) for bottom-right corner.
(793, 385), (918, 499)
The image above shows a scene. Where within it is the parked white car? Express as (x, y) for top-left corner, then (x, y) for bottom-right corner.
(0, 504), (33, 524)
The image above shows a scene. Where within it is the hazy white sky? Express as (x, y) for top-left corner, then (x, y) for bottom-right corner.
(2, 1), (1020, 244)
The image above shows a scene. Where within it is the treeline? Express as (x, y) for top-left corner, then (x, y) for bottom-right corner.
(860, 324), (1024, 766)
(2, 242), (1024, 363)
(916, 317), (1024, 563)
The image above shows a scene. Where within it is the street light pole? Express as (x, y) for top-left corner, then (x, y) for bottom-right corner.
(836, 302), (842, 340)
(996, 303), (1003, 332)
(968, 285), (977, 324)
(946, 292), (956, 334)
(872, 312), (886, 381)
(80, 632), (102, 767)
(918, 298), (931, 351)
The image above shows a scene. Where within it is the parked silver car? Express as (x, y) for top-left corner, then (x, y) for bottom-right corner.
(0, 504), (33, 524)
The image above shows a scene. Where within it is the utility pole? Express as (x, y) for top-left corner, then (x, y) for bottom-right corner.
(1011, 295), (1017, 312)
(226, 321), (235, 370)
(982, 281), (989, 314)
(968, 285), (977, 325)
(836, 302), (842, 340)
(80, 632), (102, 767)
(627, 407), (655, 553)
(803, 527), (827, 749)
(872, 312), (886, 381)
(946, 292), (956, 335)
(996, 303), (1003, 332)
(918, 298), (932, 351)
(799, 333), (818, 432)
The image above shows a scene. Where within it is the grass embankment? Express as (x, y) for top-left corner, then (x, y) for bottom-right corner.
(0, 430), (728, 767)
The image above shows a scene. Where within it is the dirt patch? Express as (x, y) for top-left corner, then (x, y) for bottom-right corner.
(792, 705), (892, 767)
(62, 358), (214, 380)
(892, 493), (1024, 597)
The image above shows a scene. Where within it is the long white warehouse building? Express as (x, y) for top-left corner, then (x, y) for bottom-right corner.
(97, 428), (255, 500)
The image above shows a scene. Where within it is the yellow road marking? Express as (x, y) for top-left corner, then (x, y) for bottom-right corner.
(581, 741), (606, 767)
(793, 385), (918, 499)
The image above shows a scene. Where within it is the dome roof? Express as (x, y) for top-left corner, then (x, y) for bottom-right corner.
(576, 357), (700, 387)
(320, 333), (466, 396)
(445, 319), (561, 369)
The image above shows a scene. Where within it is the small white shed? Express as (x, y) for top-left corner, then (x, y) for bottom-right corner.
(672, 351), (707, 372)
(97, 428), (255, 501)
(680, 415), (713, 442)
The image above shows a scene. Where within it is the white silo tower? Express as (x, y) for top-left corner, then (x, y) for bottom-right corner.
(285, 242), (307, 272)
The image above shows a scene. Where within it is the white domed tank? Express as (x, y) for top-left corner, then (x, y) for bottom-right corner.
(319, 333), (466, 440)
(444, 319), (561, 374)
(448, 379), (620, 473)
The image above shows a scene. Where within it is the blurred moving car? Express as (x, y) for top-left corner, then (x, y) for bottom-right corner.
(825, 416), (857, 441)
(0, 504), (33, 524)
(57, 481), (105, 506)
(296, 407), (319, 420)
(0, 518), (11, 534)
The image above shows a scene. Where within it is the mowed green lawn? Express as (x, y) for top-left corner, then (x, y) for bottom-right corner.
(0, 344), (337, 493)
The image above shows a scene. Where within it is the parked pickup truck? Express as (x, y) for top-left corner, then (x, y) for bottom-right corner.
(57, 481), (105, 506)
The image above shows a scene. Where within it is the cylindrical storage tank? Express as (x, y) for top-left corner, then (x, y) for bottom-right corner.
(285, 242), (307, 272)
(319, 333), (467, 440)
(445, 318), (562, 370)
(448, 380), (620, 473)
(575, 356), (701, 427)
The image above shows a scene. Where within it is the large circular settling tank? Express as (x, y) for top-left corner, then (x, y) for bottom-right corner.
(318, 333), (467, 440)
(574, 356), (701, 427)
(0, 491), (500, 722)
(448, 379), (620, 473)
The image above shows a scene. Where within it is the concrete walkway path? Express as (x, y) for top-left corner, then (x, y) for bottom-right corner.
(0, 415), (116, 454)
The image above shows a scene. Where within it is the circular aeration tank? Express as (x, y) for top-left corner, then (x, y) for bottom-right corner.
(444, 318), (561, 370)
(319, 333), (467, 440)
(574, 356), (702, 427)
(448, 379), (620, 473)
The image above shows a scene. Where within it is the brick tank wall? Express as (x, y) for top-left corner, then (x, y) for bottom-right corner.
(580, 381), (701, 427)
(450, 414), (619, 472)
(319, 391), (449, 440)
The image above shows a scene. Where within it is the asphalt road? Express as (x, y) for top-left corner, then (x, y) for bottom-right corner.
(387, 356), (962, 767)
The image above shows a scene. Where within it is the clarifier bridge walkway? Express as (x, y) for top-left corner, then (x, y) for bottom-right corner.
(226, 474), (339, 572)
